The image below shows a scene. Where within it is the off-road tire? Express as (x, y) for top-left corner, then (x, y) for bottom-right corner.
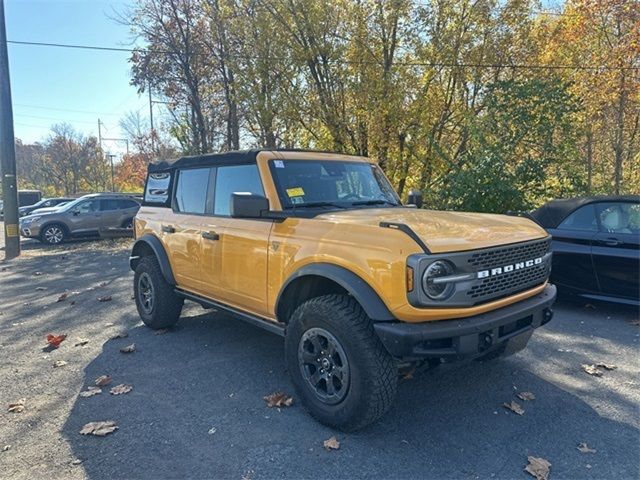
(134, 255), (183, 329)
(285, 294), (397, 431)
(40, 223), (67, 245)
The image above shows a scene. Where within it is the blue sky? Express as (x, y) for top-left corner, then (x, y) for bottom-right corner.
(5, 0), (147, 155)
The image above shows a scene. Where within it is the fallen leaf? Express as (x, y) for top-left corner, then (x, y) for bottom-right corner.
(8, 398), (25, 413)
(99, 281), (108, 288)
(35, 287), (47, 291)
(79, 387), (102, 397)
(525, 456), (551, 480)
(595, 362), (617, 371)
(34, 271), (43, 276)
(323, 436), (340, 451)
(584, 303), (596, 309)
(582, 364), (603, 376)
(70, 301), (76, 306)
(577, 442), (596, 453)
(98, 295), (112, 302)
(503, 401), (525, 415)
(263, 392), (293, 408)
(46, 334), (67, 349)
(154, 328), (170, 335)
(120, 343), (136, 353)
(402, 369), (415, 380)
(57, 293), (68, 302)
(109, 384), (133, 395)
(71, 459), (83, 465)
(208, 427), (217, 435)
(53, 360), (68, 368)
(2, 445), (10, 452)
(94, 375), (112, 386)
(79, 421), (118, 436)
(630, 319), (640, 326)
(517, 391), (536, 401)
(75, 339), (89, 347)
(111, 332), (129, 339)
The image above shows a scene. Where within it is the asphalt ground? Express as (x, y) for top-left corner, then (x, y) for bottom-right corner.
(1, 226), (639, 480)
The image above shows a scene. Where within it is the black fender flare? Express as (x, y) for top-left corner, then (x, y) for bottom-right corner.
(276, 263), (395, 322)
(129, 234), (176, 285)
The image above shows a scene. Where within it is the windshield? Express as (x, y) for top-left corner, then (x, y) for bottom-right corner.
(269, 160), (401, 210)
(57, 197), (87, 212)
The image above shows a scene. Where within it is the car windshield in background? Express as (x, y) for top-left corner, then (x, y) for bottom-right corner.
(269, 160), (400, 209)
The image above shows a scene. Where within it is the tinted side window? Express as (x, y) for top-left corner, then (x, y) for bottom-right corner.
(557, 205), (597, 231)
(175, 168), (211, 214)
(100, 199), (121, 211)
(121, 199), (139, 209)
(214, 164), (264, 216)
(596, 202), (640, 234)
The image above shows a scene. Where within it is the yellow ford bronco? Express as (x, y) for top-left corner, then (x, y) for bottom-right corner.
(130, 150), (556, 430)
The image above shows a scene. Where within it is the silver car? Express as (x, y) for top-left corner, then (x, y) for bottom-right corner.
(19, 193), (140, 245)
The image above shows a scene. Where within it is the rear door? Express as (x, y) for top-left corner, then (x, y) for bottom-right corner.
(162, 167), (213, 294)
(548, 204), (599, 294)
(592, 202), (640, 300)
(99, 199), (124, 229)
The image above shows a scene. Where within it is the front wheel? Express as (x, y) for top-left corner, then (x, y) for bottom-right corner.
(40, 223), (66, 245)
(134, 256), (183, 329)
(285, 294), (398, 431)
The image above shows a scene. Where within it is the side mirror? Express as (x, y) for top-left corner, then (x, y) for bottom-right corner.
(407, 189), (423, 209)
(230, 193), (270, 218)
(72, 209), (80, 216)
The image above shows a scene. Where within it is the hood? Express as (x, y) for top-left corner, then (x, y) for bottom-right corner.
(316, 208), (548, 253)
(30, 206), (62, 215)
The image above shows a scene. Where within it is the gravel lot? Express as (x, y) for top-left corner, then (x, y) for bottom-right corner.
(1, 225), (639, 480)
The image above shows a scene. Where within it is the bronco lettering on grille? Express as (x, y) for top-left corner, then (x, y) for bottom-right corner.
(476, 257), (543, 279)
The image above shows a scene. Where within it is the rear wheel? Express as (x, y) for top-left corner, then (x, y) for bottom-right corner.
(40, 223), (66, 245)
(285, 294), (397, 431)
(134, 256), (183, 329)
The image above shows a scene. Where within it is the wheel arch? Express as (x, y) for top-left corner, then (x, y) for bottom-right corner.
(130, 234), (176, 285)
(275, 263), (395, 324)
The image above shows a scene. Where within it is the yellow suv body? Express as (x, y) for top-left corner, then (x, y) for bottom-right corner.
(131, 150), (556, 430)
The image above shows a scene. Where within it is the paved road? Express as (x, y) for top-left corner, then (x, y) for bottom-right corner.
(1, 231), (639, 479)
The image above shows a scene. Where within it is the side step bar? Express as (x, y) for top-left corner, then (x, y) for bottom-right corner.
(175, 289), (286, 337)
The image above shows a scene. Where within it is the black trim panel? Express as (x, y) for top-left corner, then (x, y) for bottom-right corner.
(176, 289), (286, 337)
(379, 221), (430, 253)
(276, 263), (395, 321)
(129, 234), (176, 285)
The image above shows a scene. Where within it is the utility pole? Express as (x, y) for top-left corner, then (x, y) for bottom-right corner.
(0, 0), (20, 259)
(106, 154), (116, 192)
(148, 80), (154, 153)
(97, 118), (103, 151)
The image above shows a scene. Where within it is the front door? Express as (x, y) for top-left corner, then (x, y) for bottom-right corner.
(68, 198), (102, 234)
(199, 163), (272, 317)
(592, 202), (640, 300)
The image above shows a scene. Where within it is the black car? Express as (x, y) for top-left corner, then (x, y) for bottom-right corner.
(531, 195), (639, 306)
(18, 197), (75, 217)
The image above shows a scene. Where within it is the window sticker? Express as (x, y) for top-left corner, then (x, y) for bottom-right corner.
(291, 196), (304, 205)
(274, 160), (285, 168)
(286, 187), (305, 197)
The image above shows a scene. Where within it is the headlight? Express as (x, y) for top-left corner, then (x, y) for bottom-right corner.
(422, 260), (455, 300)
(23, 216), (41, 223)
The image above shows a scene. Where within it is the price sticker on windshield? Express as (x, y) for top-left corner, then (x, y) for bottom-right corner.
(286, 187), (305, 197)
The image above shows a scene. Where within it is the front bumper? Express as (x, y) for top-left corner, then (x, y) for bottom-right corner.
(374, 283), (556, 361)
(19, 223), (41, 237)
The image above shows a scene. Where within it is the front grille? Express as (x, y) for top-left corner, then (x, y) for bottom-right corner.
(466, 239), (550, 304)
(467, 238), (550, 270)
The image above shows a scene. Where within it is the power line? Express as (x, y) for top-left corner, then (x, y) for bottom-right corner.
(7, 39), (639, 71)
(14, 112), (98, 125)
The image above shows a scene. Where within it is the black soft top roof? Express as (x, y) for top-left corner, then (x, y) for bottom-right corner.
(531, 195), (640, 228)
(148, 150), (261, 173)
(147, 148), (353, 173)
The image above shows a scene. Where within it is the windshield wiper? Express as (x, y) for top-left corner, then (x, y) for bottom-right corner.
(286, 201), (348, 210)
(351, 199), (400, 207)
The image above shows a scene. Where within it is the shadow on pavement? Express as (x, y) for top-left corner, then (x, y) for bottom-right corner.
(61, 308), (639, 480)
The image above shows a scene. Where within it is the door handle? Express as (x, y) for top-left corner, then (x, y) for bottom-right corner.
(162, 225), (176, 233)
(201, 231), (219, 241)
(599, 237), (621, 246)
